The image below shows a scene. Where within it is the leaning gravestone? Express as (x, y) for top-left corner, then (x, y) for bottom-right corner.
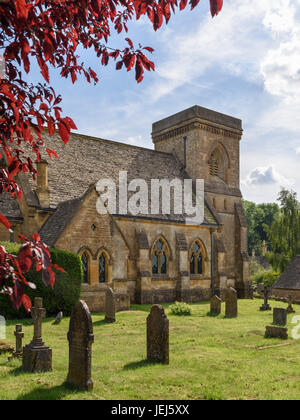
(273, 308), (287, 326)
(210, 295), (222, 315)
(53, 311), (63, 325)
(105, 287), (116, 323)
(67, 300), (94, 391)
(23, 297), (52, 373)
(147, 305), (169, 365)
(225, 287), (238, 318)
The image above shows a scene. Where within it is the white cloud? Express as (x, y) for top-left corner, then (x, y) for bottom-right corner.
(243, 165), (294, 187)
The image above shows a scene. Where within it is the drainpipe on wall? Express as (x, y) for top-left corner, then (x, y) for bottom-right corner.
(10, 227), (14, 243)
(211, 230), (215, 297)
(183, 136), (187, 169)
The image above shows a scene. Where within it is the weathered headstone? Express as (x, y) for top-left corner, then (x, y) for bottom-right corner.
(53, 311), (63, 325)
(105, 287), (116, 323)
(225, 287), (237, 318)
(265, 325), (288, 340)
(273, 308), (287, 326)
(10, 324), (24, 359)
(147, 304), (169, 364)
(258, 284), (272, 311)
(23, 297), (52, 373)
(286, 295), (295, 314)
(67, 300), (94, 391)
(210, 295), (222, 315)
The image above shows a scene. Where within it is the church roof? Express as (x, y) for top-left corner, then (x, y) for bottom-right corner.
(273, 255), (300, 290)
(0, 192), (23, 220)
(1, 131), (219, 240)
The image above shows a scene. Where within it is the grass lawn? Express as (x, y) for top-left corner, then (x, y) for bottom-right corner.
(1, 299), (300, 400)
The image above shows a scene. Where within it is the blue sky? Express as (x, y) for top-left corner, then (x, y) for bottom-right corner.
(27, 0), (300, 204)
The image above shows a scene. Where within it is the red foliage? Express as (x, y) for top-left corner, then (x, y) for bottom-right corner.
(0, 0), (222, 311)
(0, 229), (64, 312)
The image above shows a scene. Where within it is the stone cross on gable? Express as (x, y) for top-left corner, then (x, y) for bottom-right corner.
(31, 297), (46, 347)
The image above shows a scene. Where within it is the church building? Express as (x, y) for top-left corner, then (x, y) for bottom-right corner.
(0, 105), (252, 311)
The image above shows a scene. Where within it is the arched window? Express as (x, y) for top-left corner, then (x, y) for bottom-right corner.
(152, 238), (168, 275)
(208, 145), (229, 182)
(81, 252), (89, 284)
(209, 150), (220, 177)
(99, 253), (107, 283)
(190, 240), (204, 275)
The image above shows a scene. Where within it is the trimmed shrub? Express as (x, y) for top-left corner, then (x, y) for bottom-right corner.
(251, 268), (280, 288)
(169, 301), (192, 316)
(0, 243), (83, 319)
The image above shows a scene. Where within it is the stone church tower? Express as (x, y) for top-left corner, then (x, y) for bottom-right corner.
(152, 106), (251, 298)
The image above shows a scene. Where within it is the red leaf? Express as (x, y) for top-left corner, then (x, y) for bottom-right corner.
(47, 118), (55, 136)
(52, 264), (65, 273)
(210, 0), (223, 16)
(0, 213), (11, 230)
(58, 122), (69, 144)
(21, 294), (32, 312)
(125, 38), (134, 49)
(180, 0), (188, 10)
(15, 0), (30, 20)
(116, 61), (123, 70)
(17, 244), (33, 273)
(46, 148), (59, 160)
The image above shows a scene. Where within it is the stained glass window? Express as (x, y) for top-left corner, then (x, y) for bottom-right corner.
(99, 253), (106, 283)
(152, 238), (168, 275)
(81, 252), (89, 284)
(190, 240), (204, 275)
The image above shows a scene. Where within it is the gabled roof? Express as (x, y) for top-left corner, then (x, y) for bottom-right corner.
(39, 189), (91, 247)
(24, 131), (218, 224)
(273, 255), (300, 290)
(0, 192), (23, 220)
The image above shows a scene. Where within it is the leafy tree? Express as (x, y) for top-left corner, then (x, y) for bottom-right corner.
(266, 189), (300, 273)
(243, 200), (279, 255)
(0, 0), (223, 311)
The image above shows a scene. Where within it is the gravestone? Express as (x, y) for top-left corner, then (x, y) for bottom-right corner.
(225, 287), (237, 318)
(273, 308), (287, 326)
(265, 325), (288, 340)
(210, 295), (222, 315)
(147, 304), (169, 364)
(258, 284), (272, 311)
(67, 300), (94, 391)
(53, 311), (63, 325)
(23, 297), (52, 373)
(10, 324), (24, 359)
(286, 295), (295, 314)
(105, 287), (116, 323)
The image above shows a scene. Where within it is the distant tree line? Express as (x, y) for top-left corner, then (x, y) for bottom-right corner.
(243, 188), (300, 273)
(242, 200), (279, 256)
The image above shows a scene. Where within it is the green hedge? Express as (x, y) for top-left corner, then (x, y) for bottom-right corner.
(0, 243), (83, 319)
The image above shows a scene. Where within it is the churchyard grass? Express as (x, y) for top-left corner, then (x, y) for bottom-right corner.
(1, 299), (300, 400)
